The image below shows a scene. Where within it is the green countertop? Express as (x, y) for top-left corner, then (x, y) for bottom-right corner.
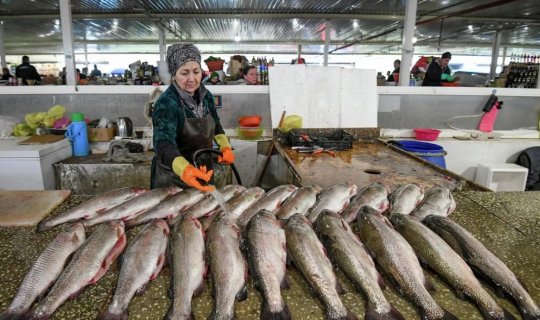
(0, 191), (538, 319)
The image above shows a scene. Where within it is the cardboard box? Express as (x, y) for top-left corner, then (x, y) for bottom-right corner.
(88, 126), (116, 142)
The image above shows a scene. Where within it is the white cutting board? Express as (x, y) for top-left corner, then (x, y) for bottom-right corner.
(268, 65), (378, 128)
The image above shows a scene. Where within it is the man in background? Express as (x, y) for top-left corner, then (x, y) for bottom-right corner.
(15, 56), (41, 85)
(90, 64), (102, 78)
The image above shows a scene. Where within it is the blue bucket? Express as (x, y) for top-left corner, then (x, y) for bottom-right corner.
(392, 140), (446, 168)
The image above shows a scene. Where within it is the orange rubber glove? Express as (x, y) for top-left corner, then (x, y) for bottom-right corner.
(181, 165), (215, 192)
(218, 146), (235, 164)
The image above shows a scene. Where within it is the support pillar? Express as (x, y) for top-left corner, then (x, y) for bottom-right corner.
(489, 28), (502, 80)
(399, 0), (417, 86)
(60, 0), (76, 86)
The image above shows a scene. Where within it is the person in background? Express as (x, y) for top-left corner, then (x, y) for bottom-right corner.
(151, 43), (234, 191)
(234, 65), (257, 85)
(202, 71), (223, 85)
(90, 64), (102, 78)
(15, 56), (41, 85)
(1, 67), (14, 81)
(387, 59), (401, 82)
(422, 52), (457, 86)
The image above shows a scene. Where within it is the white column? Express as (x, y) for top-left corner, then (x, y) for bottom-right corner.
(502, 46), (507, 67)
(399, 0), (417, 86)
(159, 28), (166, 63)
(0, 21), (6, 68)
(60, 0), (76, 86)
(83, 43), (88, 70)
(489, 28), (502, 80)
(157, 27), (170, 84)
(297, 44), (302, 62)
(323, 22), (330, 66)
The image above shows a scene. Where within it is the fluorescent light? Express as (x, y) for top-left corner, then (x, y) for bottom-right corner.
(412, 37), (418, 43)
(235, 34), (240, 42)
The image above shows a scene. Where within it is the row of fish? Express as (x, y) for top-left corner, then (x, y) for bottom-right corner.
(3, 182), (539, 319)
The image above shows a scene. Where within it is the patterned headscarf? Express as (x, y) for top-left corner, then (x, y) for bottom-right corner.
(166, 44), (201, 76)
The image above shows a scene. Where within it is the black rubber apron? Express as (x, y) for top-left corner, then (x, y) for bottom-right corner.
(151, 106), (215, 189)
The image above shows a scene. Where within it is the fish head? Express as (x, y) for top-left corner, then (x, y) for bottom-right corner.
(310, 184), (323, 194)
(65, 222), (86, 242)
(167, 186), (184, 195)
(447, 192), (457, 214)
(373, 182), (391, 196)
(109, 220), (126, 237)
(345, 182), (359, 196)
(132, 187), (150, 195)
(287, 213), (311, 227)
(388, 212), (407, 226)
(154, 219), (170, 235)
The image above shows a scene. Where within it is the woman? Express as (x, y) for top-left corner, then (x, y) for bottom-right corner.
(1, 67), (14, 81)
(151, 44), (234, 191)
(234, 65), (257, 85)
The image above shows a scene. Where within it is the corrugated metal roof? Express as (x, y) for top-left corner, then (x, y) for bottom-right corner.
(1, 0), (539, 56)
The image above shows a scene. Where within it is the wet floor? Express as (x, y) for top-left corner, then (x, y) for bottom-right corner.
(0, 191), (538, 319)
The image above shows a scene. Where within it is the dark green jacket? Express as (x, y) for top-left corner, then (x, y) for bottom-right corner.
(152, 84), (224, 168)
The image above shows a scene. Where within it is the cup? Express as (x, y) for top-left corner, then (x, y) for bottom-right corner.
(135, 130), (143, 139)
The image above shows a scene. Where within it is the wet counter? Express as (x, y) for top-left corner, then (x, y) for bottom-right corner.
(0, 190), (539, 319)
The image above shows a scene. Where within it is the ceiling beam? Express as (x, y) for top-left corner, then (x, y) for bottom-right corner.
(0, 12), (538, 24)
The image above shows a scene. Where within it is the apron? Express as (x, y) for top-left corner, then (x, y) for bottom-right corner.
(151, 105), (215, 189)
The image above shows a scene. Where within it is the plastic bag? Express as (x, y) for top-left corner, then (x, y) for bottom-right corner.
(0, 116), (20, 138)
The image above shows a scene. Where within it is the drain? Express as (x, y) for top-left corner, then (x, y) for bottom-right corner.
(364, 169), (381, 175)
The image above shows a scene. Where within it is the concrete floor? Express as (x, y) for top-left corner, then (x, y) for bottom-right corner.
(0, 191), (538, 319)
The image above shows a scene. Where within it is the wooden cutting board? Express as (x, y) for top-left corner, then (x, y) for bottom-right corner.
(0, 190), (72, 227)
(18, 134), (65, 145)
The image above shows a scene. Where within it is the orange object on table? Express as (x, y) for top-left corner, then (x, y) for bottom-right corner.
(238, 115), (262, 127)
(442, 82), (459, 87)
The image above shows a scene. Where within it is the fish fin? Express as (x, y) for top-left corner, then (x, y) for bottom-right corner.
(260, 300), (291, 320)
(20, 310), (49, 320)
(500, 307), (517, 320)
(335, 280), (346, 295)
(149, 254), (166, 281)
(68, 288), (84, 300)
(97, 310), (128, 320)
(424, 277), (436, 292)
(453, 288), (467, 301)
(281, 273), (290, 290)
(89, 232), (127, 284)
(441, 308), (459, 320)
(365, 305), (405, 320)
(135, 283), (149, 296)
(286, 253), (294, 267)
(494, 286), (508, 299)
(163, 309), (194, 320)
(235, 284), (248, 302)
(193, 280), (206, 297)
(521, 312), (540, 320)
(36, 220), (52, 232)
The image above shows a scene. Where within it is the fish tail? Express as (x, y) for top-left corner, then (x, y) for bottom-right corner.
(163, 308), (194, 320)
(19, 310), (49, 320)
(260, 300), (291, 320)
(96, 310), (128, 320)
(207, 309), (234, 320)
(325, 309), (358, 320)
(0, 311), (18, 320)
(365, 305), (405, 320)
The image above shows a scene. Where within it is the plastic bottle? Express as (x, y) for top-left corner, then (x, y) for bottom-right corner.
(65, 112), (89, 157)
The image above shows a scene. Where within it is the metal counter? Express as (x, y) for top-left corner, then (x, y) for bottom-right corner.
(0, 191), (538, 319)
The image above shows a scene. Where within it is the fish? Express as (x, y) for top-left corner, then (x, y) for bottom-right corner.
(357, 207), (456, 320)
(424, 215), (540, 320)
(246, 210), (290, 320)
(37, 187), (148, 232)
(387, 183), (425, 215)
(220, 187), (266, 220)
(206, 213), (248, 320)
(0, 223), (86, 320)
(26, 220), (127, 319)
(98, 219), (169, 320)
(307, 182), (358, 223)
(169, 185), (246, 225)
(275, 185), (322, 220)
(237, 184), (298, 229)
(165, 216), (207, 320)
(285, 213), (356, 320)
(410, 187), (456, 221)
(317, 210), (404, 320)
(83, 187), (181, 227)
(389, 213), (514, 320)
(341, 182), (390, 223)
(125, 188), (205, 228)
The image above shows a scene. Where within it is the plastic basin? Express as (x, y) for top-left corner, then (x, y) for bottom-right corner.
(413, 128), (441, 141)
(237, 127), (263, 140)
(238, 115), (262, 127)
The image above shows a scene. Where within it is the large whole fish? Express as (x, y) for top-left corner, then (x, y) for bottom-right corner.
(307, 182), (358, 223)
(341, 182), (390, 223)
(388, 183), (425, 215)
(317, 210), (404, 320)
(410, 187), (456, 221)
(424, 215), (540, 320)
(389, 213), (513, 320)
(357, 207), (456, 320)
(219, 187), (266, 220)
(125, 188), (205, 228)
(285, 213), (356, 320)
(83, 187), (181, 227)
(237, 184), (298, 229)
(37, 187), (147, 232)
(99, 219), (169, 320)
(206, 214), (248, 320)
(246, 210), (290, 320)
(0, 223), (86, 320)
(165, 217), (207, 320)
(275, 185), (321, 220)
(170, 185), (246, 225)
(26, 220), (127, 319)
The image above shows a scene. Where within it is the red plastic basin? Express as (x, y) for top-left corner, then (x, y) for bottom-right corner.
(413, 128), (441, 141)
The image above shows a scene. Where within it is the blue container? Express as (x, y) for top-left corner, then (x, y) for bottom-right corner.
(392, 140), (446, 168)
(65, 113), (89, 157)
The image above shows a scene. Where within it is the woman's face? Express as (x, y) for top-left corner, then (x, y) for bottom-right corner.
(174, 61), (202, 95)
(244, 67), (258, 85)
